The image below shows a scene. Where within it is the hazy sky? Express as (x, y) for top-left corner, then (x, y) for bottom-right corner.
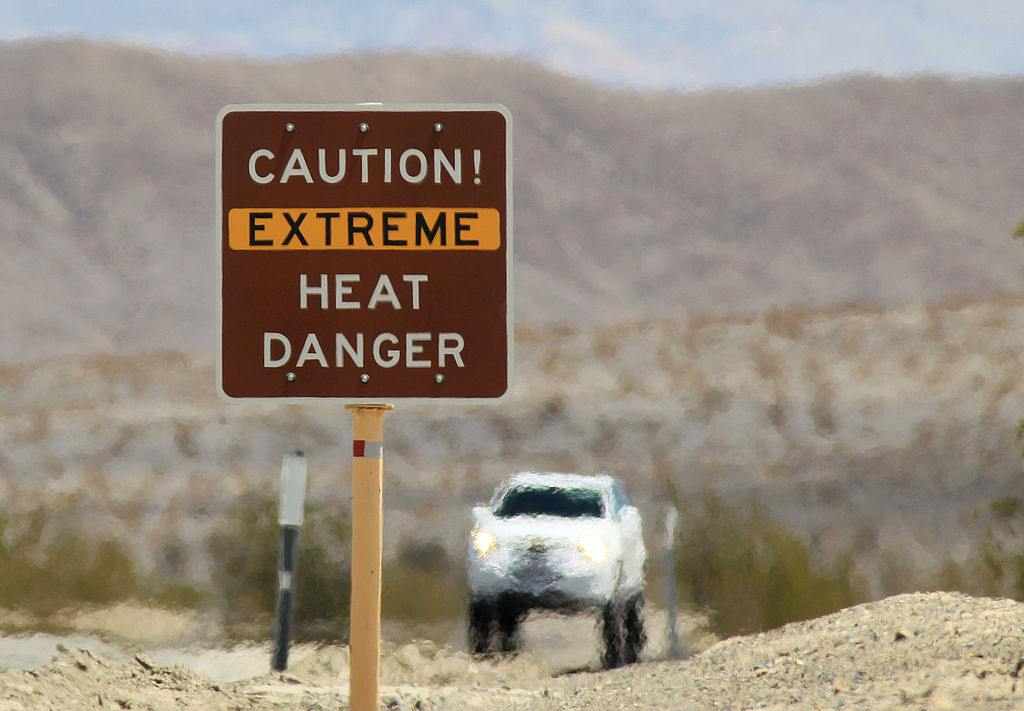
(2, 0), (1021, 90)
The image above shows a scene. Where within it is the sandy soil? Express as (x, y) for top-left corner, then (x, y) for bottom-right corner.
(3, 592), (1024, 710)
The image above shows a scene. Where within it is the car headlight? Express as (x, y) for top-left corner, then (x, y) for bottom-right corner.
(578, 534), (608, 563)
(472, 531), (497, 557)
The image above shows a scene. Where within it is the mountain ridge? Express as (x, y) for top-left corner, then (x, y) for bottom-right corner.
(1, 39), (1022, 362)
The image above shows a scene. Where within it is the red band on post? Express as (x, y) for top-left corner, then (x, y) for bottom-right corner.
(353, 440), (383, 458)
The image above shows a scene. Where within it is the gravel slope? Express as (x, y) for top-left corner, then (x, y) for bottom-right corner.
(536, 591), (1024, 711)
(3, 592), (1024, 710)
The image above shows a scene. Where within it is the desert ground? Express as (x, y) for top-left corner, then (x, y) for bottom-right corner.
(3, 592), (1024, 709)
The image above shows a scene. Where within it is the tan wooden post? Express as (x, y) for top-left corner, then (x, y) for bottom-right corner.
(346, 403), (393, 711)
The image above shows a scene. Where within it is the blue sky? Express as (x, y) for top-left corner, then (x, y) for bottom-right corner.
(1, 0), (1022, 90)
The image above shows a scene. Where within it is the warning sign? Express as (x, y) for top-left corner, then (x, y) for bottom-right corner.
(216, 104), (512, 401)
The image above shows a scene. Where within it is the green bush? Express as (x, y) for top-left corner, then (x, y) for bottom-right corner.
(205, 489), (466, 641)
(382, 539), (466, 622)
(967, 495), (1024, 600)
(990, 495), (1023, 520)
(675, 495), (856, 636)
(0, 513), (152, 619)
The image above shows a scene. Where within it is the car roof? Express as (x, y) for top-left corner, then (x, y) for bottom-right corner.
(498, 471), (617, 492)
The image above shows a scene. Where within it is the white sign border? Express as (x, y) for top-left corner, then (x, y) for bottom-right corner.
(215, 103), (514, 405)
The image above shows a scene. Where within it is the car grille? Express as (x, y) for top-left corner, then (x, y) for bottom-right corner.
(510, 538), (561, 587)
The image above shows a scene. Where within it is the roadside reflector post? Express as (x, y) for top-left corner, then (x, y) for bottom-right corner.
(272, 449), (307, 672)
(346, 403), (394, 711)
(664, 505), (682, 660)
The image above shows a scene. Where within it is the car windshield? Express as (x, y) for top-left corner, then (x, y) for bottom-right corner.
(495, 485), (605, 518)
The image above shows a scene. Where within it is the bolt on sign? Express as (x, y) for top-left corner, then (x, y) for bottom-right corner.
(217, 104), (512, 401)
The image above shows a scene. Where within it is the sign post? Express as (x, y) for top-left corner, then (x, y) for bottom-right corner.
(217, 104), (512, 711)
(346, 404), (392, 711)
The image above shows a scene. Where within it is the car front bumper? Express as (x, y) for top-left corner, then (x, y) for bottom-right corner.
(468, 548), (619, 610)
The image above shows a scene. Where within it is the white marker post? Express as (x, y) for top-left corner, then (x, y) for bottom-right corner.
(272, 449), (307, 672)
(664, 505), (681, 660)
(346, 404), (393, 711)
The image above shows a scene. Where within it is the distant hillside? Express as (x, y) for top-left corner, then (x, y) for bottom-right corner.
(1, 39), (1023, 361)
(3, 294), (1024, 603)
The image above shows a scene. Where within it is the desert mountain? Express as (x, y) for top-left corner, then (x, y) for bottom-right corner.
(1, 39), (1023, 361)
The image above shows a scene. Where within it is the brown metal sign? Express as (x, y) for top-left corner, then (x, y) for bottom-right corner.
(217, 104), (512, 401)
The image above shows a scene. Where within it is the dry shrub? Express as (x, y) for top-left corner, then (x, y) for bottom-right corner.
(749, 340), (786, 383)
(593, 329), (621, 359)
(810, 383), (837, 436)
(762, 305), (804, 340)
(697, 386), (732, 424)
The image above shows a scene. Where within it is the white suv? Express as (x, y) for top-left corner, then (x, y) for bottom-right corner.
(466, 472), (646, 667)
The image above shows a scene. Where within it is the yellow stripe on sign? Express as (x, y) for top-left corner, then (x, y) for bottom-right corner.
(228, 208), (501, 250)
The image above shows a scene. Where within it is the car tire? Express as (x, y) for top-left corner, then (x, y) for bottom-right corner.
(496, 596), (522, 653)
(601, 601), (625, 669)
(468, 599), (493, 655)
(622, 594), (646, 664)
